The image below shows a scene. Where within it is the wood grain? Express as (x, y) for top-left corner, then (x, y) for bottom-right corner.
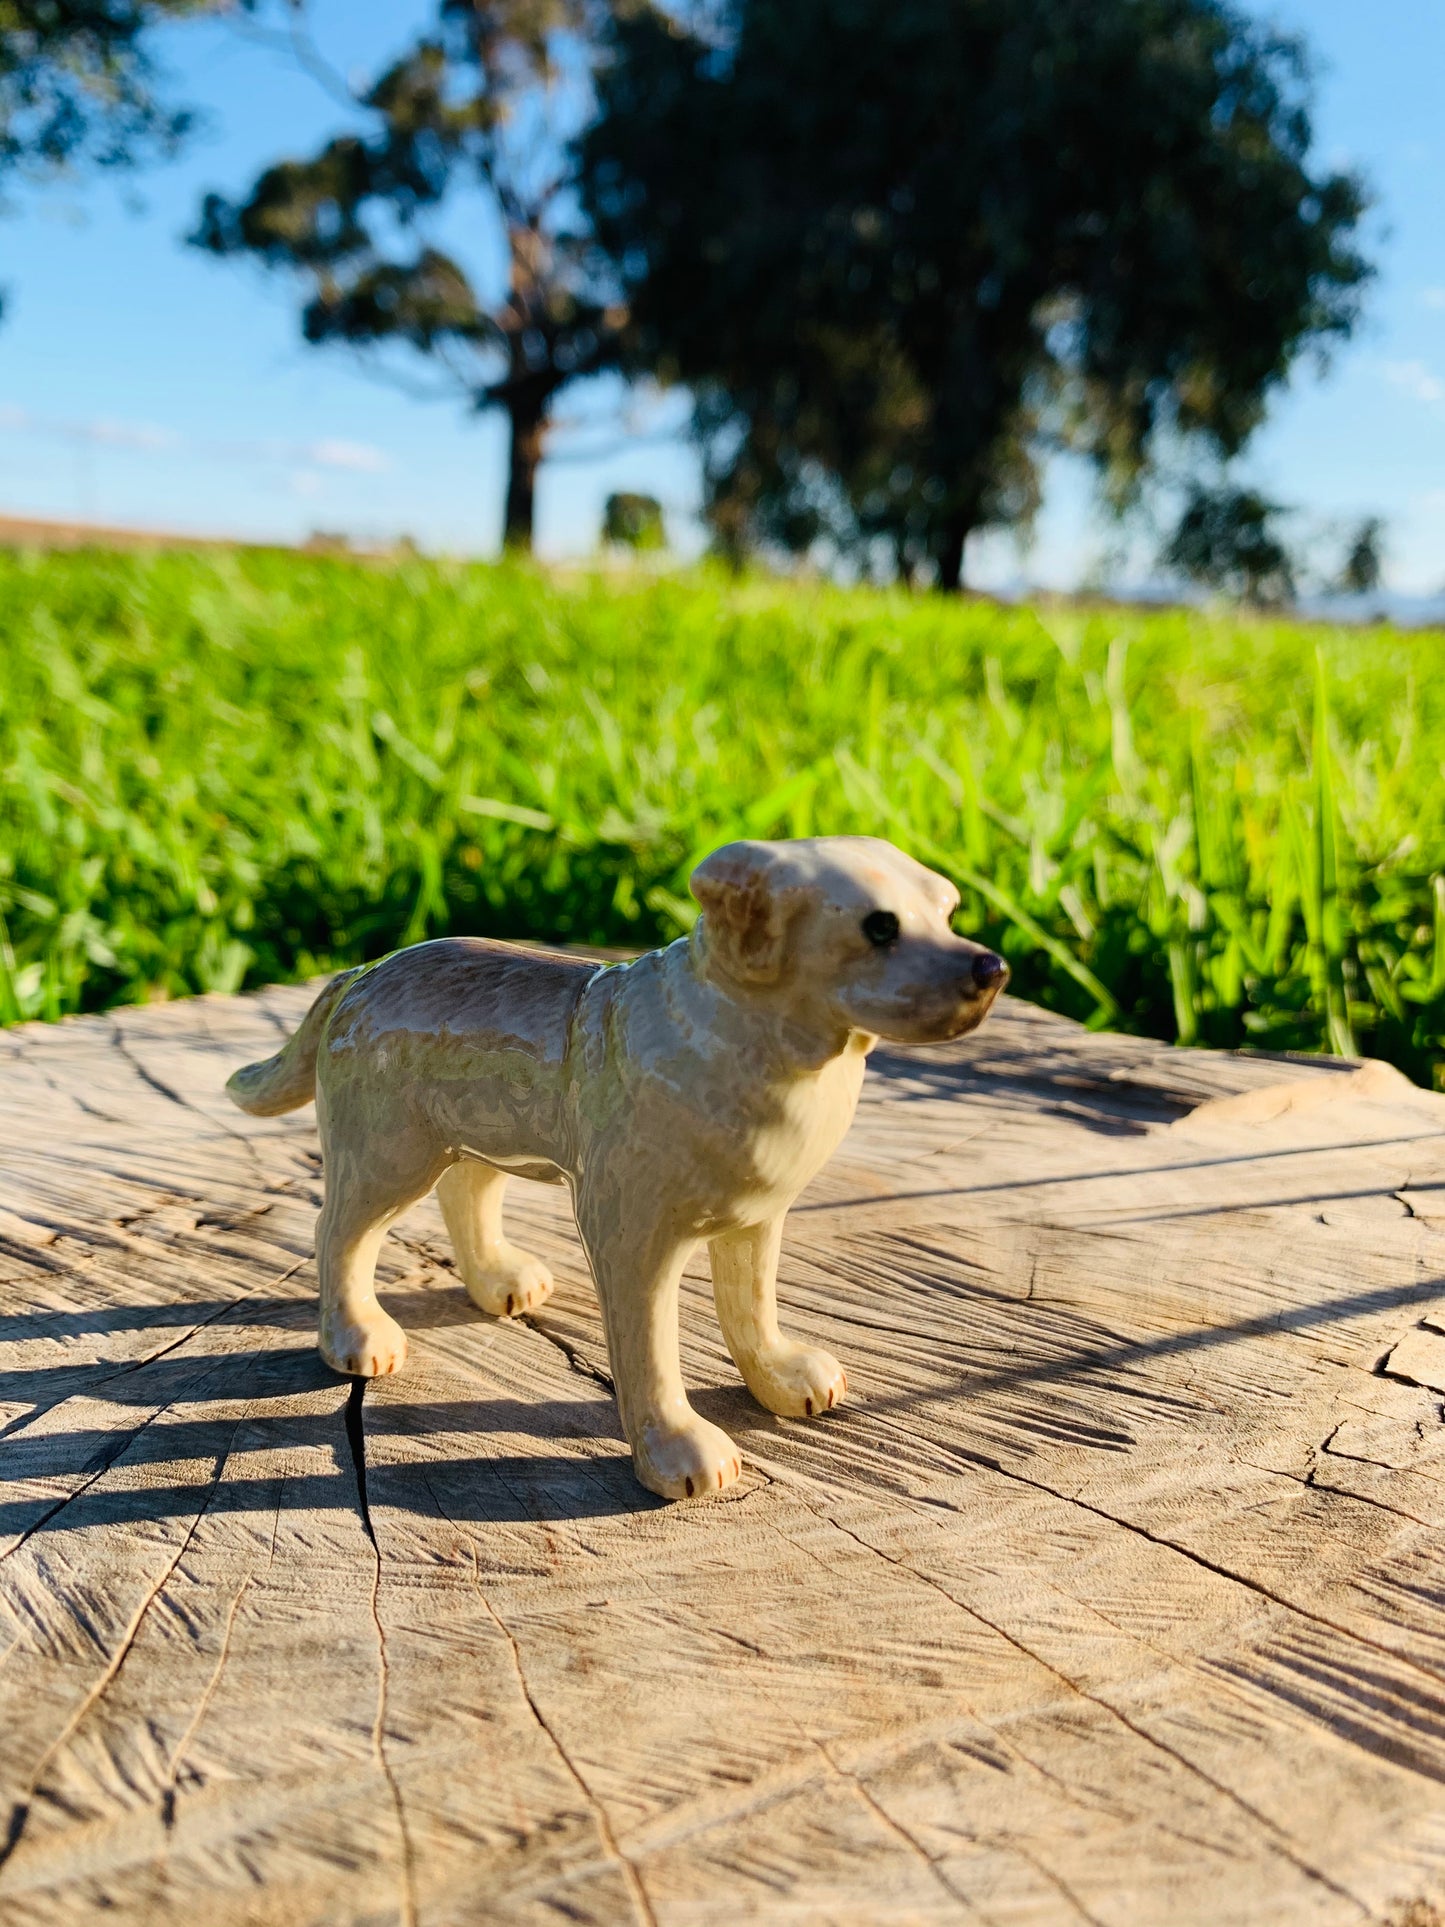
(1, 984), (1444, 1924)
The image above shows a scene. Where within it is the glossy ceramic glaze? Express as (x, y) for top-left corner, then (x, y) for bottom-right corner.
(227, 836), (1008, 1499)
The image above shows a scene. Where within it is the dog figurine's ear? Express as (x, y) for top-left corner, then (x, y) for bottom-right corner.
(691, 842), (808, 984)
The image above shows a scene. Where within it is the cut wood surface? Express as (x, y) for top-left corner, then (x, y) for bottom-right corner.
(2, 984), (1445, 1925)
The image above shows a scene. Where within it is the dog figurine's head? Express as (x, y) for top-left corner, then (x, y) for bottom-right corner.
(690, 836), (1007, 1045)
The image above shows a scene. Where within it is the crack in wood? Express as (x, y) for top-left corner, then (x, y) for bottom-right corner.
(811, 1733), (993, 1922)
(1236, 1454), (1435, 1531)
(450, 1514), (657, 1926)
(342, 1379), (417, 1927)
(160, 1573), (252, 1834)
(379, 1435), (653, 1909)
(0, 1418), (240, 1880)
(343, 1380), (376, 1551)
(795, 1398), (1445, 1706)
(0, 1253), (308, 1455)
(762, 1473), (1373, 1917)
(0, 1346), (245, 1565)
(108, 1020), (268, 1184)
(794, 1132), (1445, 1217)
(28, 1061), (127, 1127)
(520, 1313), (616, 1393)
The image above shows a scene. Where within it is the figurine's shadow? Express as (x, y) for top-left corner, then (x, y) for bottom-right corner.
(687, 1381), (782, 1434)
(377, 1381), (783, 1526)
(0, 1282), (796, 1531)
(372, 1441), (662, 1522)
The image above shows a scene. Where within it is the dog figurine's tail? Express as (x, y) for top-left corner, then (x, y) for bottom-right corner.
(226, 967), (366, 1116)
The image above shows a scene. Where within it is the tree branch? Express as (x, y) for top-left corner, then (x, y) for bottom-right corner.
(348, 352), (478, 406)
(221, 5), (360, 113)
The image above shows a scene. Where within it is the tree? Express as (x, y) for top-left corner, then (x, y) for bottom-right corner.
(581, 0), (1371, 589)
(194, 1), (626, 551)
(602, 489), (664, 548)
(0, 0), (209, 315)
(1335, 515), (1384, 597)
(1160, 484), (1297, 606)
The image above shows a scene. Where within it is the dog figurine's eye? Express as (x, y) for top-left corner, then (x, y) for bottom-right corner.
(861, 910), (900, 947)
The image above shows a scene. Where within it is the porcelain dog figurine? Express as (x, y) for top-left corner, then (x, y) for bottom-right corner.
(227, 836), (1007, 1500)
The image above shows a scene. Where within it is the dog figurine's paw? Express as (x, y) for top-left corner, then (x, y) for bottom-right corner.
(321, 1311), (409, 1378)
(460, 1244), (555, 1319)
(745, 1343), (847, 1419)
(634, 1415), (743, 1502)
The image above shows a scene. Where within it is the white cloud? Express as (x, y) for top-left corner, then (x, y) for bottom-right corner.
(1423, 288), (1445, 311)
(1384, 359), (1445, 404)
(0, 405), (391, 474)
(0, 405), (181, 448)
(289, 469), (325, 499)
(305, 438), (389, 473)
(86, 417), (181, 451)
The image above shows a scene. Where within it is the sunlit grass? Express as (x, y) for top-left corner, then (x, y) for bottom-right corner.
(2, 545), (1442, 1084)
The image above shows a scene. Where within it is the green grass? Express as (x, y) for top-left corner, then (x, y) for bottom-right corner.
(2, 545), (1443, 1084)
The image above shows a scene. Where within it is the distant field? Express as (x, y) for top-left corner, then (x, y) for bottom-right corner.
(2, 546), (1442, 1084)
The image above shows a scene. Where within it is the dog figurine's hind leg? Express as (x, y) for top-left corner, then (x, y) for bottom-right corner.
(435, 1162), (555, 1318)
(313, 1114), (446, 1378)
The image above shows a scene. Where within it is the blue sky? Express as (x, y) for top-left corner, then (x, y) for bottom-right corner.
(1, 0), (1441, 593)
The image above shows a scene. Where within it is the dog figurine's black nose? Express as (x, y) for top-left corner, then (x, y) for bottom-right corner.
(972, 951), (1008, 991)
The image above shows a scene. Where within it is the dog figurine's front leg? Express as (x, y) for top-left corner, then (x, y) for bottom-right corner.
(710, 1218), (847, 1418)
(435, 1161), (555, 1318)
(578, 1194), (742, 1500)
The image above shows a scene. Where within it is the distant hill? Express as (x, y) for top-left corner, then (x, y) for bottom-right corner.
(0, 512), (404, 557)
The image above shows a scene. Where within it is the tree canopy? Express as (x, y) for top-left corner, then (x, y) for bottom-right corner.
(0, 1), (203, 185)
(603, 488), (664, 548)
(1160, 483), (1297, 605)
(1336, 515), (1384, 597)
(0, 0), (212, 326)
(581, 0), (1372, 587)
(195, 0), (625, 550)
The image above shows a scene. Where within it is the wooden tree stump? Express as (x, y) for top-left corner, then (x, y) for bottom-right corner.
(1, 984), (1444, 1924)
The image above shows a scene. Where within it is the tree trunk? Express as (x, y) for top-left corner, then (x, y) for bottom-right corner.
(503, 401), (546, 552)
(934, 508), (974, 593)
